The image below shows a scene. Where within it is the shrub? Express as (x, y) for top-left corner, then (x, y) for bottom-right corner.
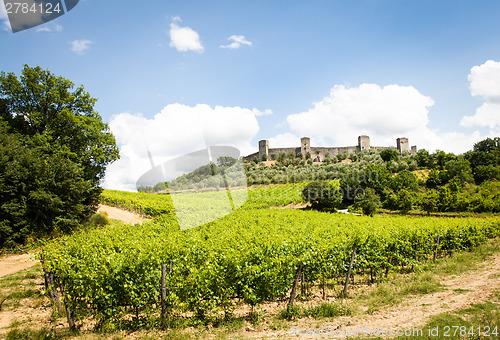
(353, 187), (381, 216)
(380, 149), (399, 162)
(301, 180), (342, 210)
(88, 213), (110, 227)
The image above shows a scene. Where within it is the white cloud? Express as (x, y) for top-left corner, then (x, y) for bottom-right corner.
(282, 83), (484, 154)
(3, 19), (10, 32)
(461, 103), (500, 130)
(268, 133), (300, 148)
(169, 17), (204, 53)
(252, 108), (273, 116)
(220, 35), (252, 49)
(70, 39), (92, 54)
(36, 23), (62, 33)
(103, 103), (262, 191)
(287, 83), (434, 144)
(461, 60), (500, 132)
(468, 60), (500, 99)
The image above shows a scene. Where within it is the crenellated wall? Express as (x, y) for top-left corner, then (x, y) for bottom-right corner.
(244, 135), (415, 162)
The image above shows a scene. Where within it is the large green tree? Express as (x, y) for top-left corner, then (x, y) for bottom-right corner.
(465, 137), (500, 183)
(0, 65), (119, 247)
(353, 187), (381, 216)
(301, 180), (342, 211)
(379, 148), (399, 162)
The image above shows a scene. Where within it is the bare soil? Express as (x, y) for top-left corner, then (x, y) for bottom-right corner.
(0, 206), (144, 280)
(97, 204), (147, 225)
(0, 206), (147, 337)
(0, 249), (498, 339)
(270, 203), (310, 210)
(244, 251), (500, 339)
(0, 253), (37, 279)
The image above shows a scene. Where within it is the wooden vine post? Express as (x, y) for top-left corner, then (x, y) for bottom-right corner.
(40, 253), (61, 311)
(385, 244), (395, 278)
(433, 235), (441, 261)
(288, 263), (302, 309)
(322, 278), (326, 300)
(59, 281), (76, 330)
(300, 270), (305, 297)
(385, 256), (392, 278)
(40, 253), (50, 290)
(160, 264), (167, 320)
(342, 248), (357, 297)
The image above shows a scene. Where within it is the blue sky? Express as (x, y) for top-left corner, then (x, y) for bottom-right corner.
(2, 0), (500, 190)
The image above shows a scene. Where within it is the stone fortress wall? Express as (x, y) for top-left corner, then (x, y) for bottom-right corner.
(244, 135), (417, 162)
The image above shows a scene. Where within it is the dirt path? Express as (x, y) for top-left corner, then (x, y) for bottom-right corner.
(97, 204), (147, 225)
(0, 207), (143, 280)
(0, 206), (146, 336)
(332, 252), (500, 336)
(248, 252), (500, 339)
(0, 253), (37, 279)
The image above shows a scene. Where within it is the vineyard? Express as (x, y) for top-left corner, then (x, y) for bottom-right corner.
(41, 185), (500, 328)
(100, 183), (307, 216)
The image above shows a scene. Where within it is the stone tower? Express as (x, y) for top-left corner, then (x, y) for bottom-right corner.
(301, 137), (311, 159)
(358, 135), (370, 151)
(258, 140), (269, 160)
(397, 137), (409, 154)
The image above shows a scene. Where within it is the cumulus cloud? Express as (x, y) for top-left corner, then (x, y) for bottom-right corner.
(103, 103), (262, 191)
(3, 20), (10, 32)
(468, 60), (500, 98)
(461, 60), (500, 133)
(286, 84), (434, 145)
(281, 83), (483, 154)
(36, 23), (62, 33)
(220, 35), (252, 49)
(169, 16), (204, 53)
(252, 108), (272, 116)
(268, 133), (301, 148)
(70, 39), (92, 54)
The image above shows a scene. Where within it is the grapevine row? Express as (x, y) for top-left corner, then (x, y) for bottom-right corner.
(43, 209), (500, 324)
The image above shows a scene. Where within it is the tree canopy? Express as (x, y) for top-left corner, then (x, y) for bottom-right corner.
(0, 65), (119, 248)
(379, 148), (399, 162)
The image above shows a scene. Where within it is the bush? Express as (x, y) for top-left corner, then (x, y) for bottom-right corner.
(397, 189), (414, 212)
(420, 190), (439, 215)
(88, 213), (110, 227)
(301, 180), (342, 211)
(380, 149), (399, 162)
(353, 187), (381, 216)
(474, 164), (500, 184)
